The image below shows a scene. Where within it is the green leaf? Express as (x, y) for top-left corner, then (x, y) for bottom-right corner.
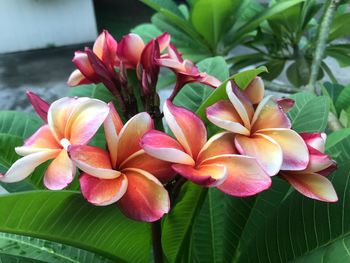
(261, 59), (286, 80)
(67, 84), (116, 104)
(288, 92), (329, 132)
(335, 86), (350, 114)
(329, 13), (350, 41)
(0, 191), (151, 263)
(0, 233), (113, 263)
(0, 253), (44, 263)
(140, 0), (184, 18)
(131, 23), (163, 43)
(174, 56), (229, 112)
(196, 66), (267, 119)
(326, 128), (350, 162)
(190, 0), (236, 47)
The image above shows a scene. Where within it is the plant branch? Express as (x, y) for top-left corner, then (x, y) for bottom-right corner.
(307, 0), (340, 93)
(151, 220), (164, 263)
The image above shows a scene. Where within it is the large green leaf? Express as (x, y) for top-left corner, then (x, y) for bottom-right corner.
(0, 233), (112, 263)
(326, 128), (350, 162)
(131, 23), (163, 43)
(0, 253), (44, 263)
(288, 92), (329, 132)
(140, 0), (184, 18)
(67, 83), (116, 104)
(329, 13), (350, 41)
(174, 56), (229, 112)
(0, 191), (151, 263)
(335, 85), (350, 115)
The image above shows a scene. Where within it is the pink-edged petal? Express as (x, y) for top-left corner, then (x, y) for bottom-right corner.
(251, 96), (291, 132)
(64, 98), (109, 145)
(280, 172), (338, 202)
(26, 91), (49, 122)
(80, 173), (128, 206)
(243, 77), (264, 104)
(93, 30), (118, 64)
(226, 81), (254, 129)
(104, 103), (124, 168)
(199, 73), (221, 88)
(172, 163), (227, 187)
(72, 51), (97, 80)
(235, 134), (283, 176)
(117, 112), (153, 166)
(156, 32), (170, 52)
(306, 145), (335, 174)
(67, 69), (91, 86)
(163, 100), (207, 159)
(275, 98), (295, 113)
(300, 132), (326, 152)
(120, 149), (176, 183)
(204, 154), (271, 197)
(20, 125), (60, 154)
(0, 149), (60, 183)
(141, 130), (195, 165)
(157, 58), (185, 72)
(206, 100), (250, 135)
(118, 168), (170, 222)
(197, 132), (237, 164)
(68, 145), (121, 179)
(258, 129), (309, 171)
(44, 150), (76, 190)
(117, 33), (145, 68)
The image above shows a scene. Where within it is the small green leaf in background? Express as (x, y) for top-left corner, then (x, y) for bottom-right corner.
(329, 13), (350, 41)
(326, 128), (350, 162)
(335, 85), (350, 116)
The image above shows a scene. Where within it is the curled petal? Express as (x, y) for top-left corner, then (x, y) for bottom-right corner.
(243, 77), (265, 104)
(251, 96), (291, 132)
(235, 134), (283, 176)
(172, 163), (227, 187)
(67, 69), (91, 87)
(199, 73), (221, 88)
(300, 132), (326, 153)
(197, 132), (237, 164)
(93, 30), (118, 65)
(141, 130), (195, 165)
(44, 150), (76, 190)
(0, 150), (60, 183)
(206, 100), (249, 135)
(204, 154), (271, 197)
(157, 58), (185, 72)
(258, 129), (309, 171)
(72, 51), (97, 81)
(306, 146), (335, 174)
(156, 32), (170, 52)
(275, 98), (295, 113)
(281, 172), (338, 202)
(120, 150), (176, 183)
(226, 82), (254, 129)
(117, 33), (145, 68)
(117, 112), (153, 166)
(104, 103), (124, 167)
(164, 100), (207, 159)
(69, 145), (121, 179)
(26, 91), (50, 122)
(118, 168), (170, 222)
(80, 173), (128, 206)
(167, 44), (183, 62)
(20, 125), (60, 154)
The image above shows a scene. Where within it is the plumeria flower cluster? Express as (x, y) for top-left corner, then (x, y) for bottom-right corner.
(0, 31), (338, 223)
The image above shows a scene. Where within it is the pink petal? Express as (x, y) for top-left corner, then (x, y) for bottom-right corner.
(72, 51), (97, 80)
(117, 112), (153, 166)
(281, 171), (338, 202)
(166, 44), (183, 62)
(306, 145), (335, 174)
(163, 100), (207, 159)
(80, 173), (128, 206)
(19, 125), (60, 154)
(258, 129), (309, 171)
(235, 134), (283, 176)
(275, 98), (295, 113)
(120, 149), (176, 183)
(93, 30), (118, 65)
(26, 91), (49, 122)
(67, 69), (91, 86)
(172, 163), (227, 187)
(0, 149), (60, 183)
(104, 103), (124, 168)
(156, 58), (185, 72)
(44, 150), (76, 190)
(68, 145), (121, 179)
(204, 154), (271, 197)
(206, 100), (250, 135)
(118, 168), (170, 222)
(117, 33), (145, 68)
(141, 130), (195, 165)
(226, 82), (254, 129)
(300, 132), (326, 152)
(251, 96), (291, 132)
(196, 132), (237, 164)
(199, 74), (221, 88)
(243, 77), (264, 104)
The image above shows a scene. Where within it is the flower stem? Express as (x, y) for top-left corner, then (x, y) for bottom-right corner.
(151, 220), (164, 263)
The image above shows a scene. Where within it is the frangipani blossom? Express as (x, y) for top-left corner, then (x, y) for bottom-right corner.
(141, 100), (271, 197)
(157, 45), (221, 100)
(280, 133), (337, 202)
(206, 80), (309, 176)
(0, 97), (109, 190)
(68, 103), (173, 222)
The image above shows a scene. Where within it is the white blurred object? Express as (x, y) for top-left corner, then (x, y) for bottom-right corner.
(0, 0), (97, 53)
